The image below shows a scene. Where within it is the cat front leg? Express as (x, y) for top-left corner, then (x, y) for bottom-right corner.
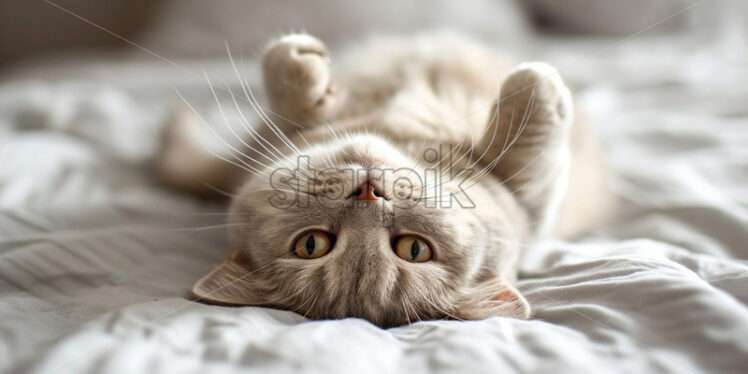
(477, 63), (573, 237)
(262, 34), (342, 128)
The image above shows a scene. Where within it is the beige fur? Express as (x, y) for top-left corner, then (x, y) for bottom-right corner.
(158, 32), (612, 327)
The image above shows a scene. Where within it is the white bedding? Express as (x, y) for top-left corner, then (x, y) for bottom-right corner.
(1, 26), (748, 374)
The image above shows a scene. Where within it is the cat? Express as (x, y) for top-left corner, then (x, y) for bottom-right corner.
(157, 31), (612, 327)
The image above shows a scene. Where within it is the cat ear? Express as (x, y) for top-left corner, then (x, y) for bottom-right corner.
(476, 62), (573, 236)
(191, 251), (266, 306)
(453, 276), (531, 320)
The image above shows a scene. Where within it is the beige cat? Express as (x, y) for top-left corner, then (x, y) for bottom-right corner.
(158, 32), (611, 327)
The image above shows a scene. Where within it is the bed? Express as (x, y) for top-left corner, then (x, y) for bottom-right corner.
(1, 10), (748, 374)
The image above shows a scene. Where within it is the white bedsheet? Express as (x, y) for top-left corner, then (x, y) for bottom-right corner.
(1, 27), (748, 374)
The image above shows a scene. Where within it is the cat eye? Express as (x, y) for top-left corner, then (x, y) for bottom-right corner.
(393, 235), (432, 262)
(294, 231), (334, 259)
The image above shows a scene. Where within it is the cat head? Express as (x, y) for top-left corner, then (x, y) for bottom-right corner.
(192, 131), (534, 327)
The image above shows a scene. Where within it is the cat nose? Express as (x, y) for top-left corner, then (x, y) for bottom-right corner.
(354, 182), (380, 201)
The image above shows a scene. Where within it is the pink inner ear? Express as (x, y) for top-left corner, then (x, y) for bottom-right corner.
(452, 278), (531, 320)
(492, 290), (515, 302)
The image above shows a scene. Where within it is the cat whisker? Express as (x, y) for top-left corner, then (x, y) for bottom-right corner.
(176, 76), (268, 175)
(442, 140), (475, 179)
(399, 296), (412, 325)
(315, 124), (337, 169)
(199, 179), (306, 200)
(403, 293), (423, 324)
(201, 182), (238, 198)
(434, 138), (468, 178)
(448, 95), (503, 175)
(301, 294), (319, 319)
(473, 90), (536, 183)
(427, 89), (530, 193)
(163, 211), (234, 216)
(161, 211), (260, 218)
(403, 137), (433, 174)
(465, 89), (536, 187)
(294, 130), (332, 172)
(324, 123), (361, 167)
(444, 90), (537, 193)
(234, 46), (310, 167)
(202, 68), (279, 173)
(167, 222), (251, 235)
(240, 71), (304, 159)
(227, 42), (304, 157)
(418, 134), (499, 193)
(282, 282), (317, 317)
(413, 287), (461, 321)
(225, 81), (288, 166)
(508, 150), (557, 195)
(216, 77), (283, 169)
(483, 147), (549, 192)
(174, 88), (268, 178)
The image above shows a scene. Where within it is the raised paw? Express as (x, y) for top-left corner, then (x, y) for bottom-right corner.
(262, 34), (339, 126)
(477, 62), (574, 236)
(500, 62), (572, 127)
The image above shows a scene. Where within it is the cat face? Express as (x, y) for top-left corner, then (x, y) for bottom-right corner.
(193, 133), (531, 326)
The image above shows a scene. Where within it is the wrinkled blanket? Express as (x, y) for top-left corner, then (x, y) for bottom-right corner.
(1, 27), (747, 374)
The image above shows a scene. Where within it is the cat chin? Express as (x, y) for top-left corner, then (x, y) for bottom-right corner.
(192, 249), (530, 325)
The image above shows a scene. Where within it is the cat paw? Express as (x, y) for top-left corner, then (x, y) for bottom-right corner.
(262, 34), (337, 121)
(501, 62), (572, 125)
